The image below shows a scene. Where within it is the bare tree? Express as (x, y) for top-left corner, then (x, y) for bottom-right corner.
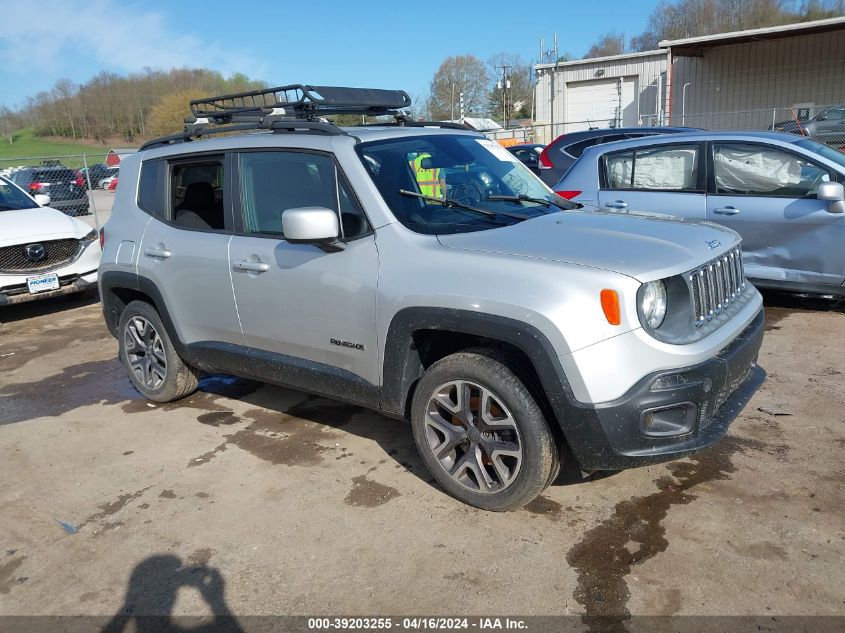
(426, 55), (490, 121)
(0, 106), (19, 144)
(629, 0), (845, 51)
(584, 32), (627, 58)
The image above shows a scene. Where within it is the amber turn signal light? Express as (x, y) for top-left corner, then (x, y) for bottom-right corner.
(600, 289), (621, 325)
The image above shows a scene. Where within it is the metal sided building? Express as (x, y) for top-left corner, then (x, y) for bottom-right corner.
(534, 50), (669, 142)
(662, 17), (845, 130)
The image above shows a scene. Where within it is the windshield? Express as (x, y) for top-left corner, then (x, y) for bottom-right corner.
(0, 177), (37, 211)
(356, 134), (574, 235)
(793, 138), (845, 171)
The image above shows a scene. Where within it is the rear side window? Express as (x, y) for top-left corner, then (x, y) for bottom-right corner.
(604, 144), (700, 191)
(34, 169), (74, 182)
(138, 159), (165, 218)
(170, 159), (226, 231)
(563, 138), (598, 158)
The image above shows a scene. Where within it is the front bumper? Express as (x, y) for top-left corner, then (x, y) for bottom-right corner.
(0, 270), (98, 305)
(563, 309), (765, 470)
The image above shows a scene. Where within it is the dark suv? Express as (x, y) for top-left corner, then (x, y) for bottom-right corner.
(771, 105), (845, 149)
(538, 126), (699, 188)
(11, 166), (90, 216)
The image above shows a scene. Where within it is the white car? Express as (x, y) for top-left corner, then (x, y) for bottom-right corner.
(0, 175), (101, 306)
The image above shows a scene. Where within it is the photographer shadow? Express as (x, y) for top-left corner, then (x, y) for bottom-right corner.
(102, 554), (243, 633)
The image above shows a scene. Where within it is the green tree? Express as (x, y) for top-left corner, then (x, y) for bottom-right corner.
(486, 54), (534, 122)
(147, 89), (210, 137)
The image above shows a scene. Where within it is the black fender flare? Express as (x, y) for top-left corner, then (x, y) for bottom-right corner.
(379, 307), (581, 422)
(100, 270), (185, 357)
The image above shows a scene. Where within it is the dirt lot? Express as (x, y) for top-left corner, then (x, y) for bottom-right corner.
(0, 292), (843, 626)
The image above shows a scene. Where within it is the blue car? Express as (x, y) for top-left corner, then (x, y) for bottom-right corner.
(555, 131), (845, 297)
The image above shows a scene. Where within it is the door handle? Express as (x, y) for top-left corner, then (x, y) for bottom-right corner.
(232, 259), (270, 273)
(144, 246), (171, 259)
(713, 206), (740, 215)
(604, 200), (628, 209)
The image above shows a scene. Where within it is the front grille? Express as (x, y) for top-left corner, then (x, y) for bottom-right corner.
(0, 238), (82, 274)
(688, 246), (745, 326)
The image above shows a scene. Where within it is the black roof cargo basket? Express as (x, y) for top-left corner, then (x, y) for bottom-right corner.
(140, 84), (471, 151)
(190, 84), (412, 122)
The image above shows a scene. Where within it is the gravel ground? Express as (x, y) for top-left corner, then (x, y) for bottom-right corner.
(0, 291), (843, 627)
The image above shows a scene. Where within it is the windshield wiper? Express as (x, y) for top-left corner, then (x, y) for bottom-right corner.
(399, 189), (528, 221)
(486, 193), (572, 210)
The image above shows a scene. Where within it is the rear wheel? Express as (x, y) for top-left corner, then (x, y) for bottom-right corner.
(118, 300), (198, 402)
(411, 350), (559, 511)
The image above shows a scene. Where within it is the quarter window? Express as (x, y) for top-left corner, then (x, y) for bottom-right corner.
(238, 151), (369, 239)
(605, 144), (699, 191)
(138, 159), (165, 218)
(713, 143), (830, 197)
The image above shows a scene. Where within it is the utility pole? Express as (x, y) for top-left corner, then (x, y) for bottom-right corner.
(496, 65), (511, 128)
(459, 92), (465, 123)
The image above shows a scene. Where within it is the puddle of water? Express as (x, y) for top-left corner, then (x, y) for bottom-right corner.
(0, 555), (26, 595)
(523, 495), (563, 521)
(345, 467), (401, 507)
(565, 436), (769, 628)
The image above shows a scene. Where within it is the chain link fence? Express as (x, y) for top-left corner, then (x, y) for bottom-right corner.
(0, 153), (116, 231)
(485, 105), (845, 150)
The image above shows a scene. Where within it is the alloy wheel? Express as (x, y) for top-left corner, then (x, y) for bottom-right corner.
(124, 316), (167, 390)
(424, 380), (523, 493)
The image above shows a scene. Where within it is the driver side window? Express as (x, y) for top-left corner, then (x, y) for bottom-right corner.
(713, 143), (830, 197)
(238, 151), (369, 239)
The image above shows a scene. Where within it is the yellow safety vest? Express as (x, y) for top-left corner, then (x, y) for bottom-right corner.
(411, 153), (443, 199)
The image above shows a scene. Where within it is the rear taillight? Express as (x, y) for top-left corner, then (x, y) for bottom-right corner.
(99, 228), (105, 249)
(29, 182), (47, 192)
(538, 146), (554, 170)
(555, 190), (582, 200)
(74, 171), (84, 187)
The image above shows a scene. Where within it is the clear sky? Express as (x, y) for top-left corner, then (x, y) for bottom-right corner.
(0, 0), (659, 109)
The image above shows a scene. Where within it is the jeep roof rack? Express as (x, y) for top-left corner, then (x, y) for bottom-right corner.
(139, 85), (471, 151)
(190, 84), (412, 121)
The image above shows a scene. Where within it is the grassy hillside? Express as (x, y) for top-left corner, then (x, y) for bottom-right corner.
(0, 129), (125, 168)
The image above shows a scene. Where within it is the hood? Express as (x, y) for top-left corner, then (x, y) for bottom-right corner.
(0, 206), (93, 247)
(436, 209), (740, 282)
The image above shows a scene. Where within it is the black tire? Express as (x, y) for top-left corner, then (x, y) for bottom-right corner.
(118, 300), (198, 403)
(410, 349), (559, 511)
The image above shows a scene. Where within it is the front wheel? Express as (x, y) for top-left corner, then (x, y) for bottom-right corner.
(410, 350), (559, 511)
(118, 300), (198, 402)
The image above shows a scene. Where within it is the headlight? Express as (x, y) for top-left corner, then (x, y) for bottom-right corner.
(82, 229), (97, 243)
(641, 280), (667, 329)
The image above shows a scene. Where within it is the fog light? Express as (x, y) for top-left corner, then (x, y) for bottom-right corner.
(650, 372), (695, 391)
(639, 403), (697, 437)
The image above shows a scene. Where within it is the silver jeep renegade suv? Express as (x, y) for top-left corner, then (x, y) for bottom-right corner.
(99, 86), (765, 510)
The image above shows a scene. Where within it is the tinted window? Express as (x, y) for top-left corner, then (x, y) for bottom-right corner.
(713, 143), (830, 197)
(34, 169), (74, 182)
(170, 159), (225, 230)
(605, 144), (700, 191)
(138, 159), (165, 217)
(239, 151), (369, 239)
(563, 138), (597, 158)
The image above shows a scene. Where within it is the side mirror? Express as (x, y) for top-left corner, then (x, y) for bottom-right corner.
(34, 193), (51, 207)
(282, 207), (344, 251)
(817, 181), (845, 214)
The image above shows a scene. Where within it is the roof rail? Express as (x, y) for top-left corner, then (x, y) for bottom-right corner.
(138, 84), (413, 151)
